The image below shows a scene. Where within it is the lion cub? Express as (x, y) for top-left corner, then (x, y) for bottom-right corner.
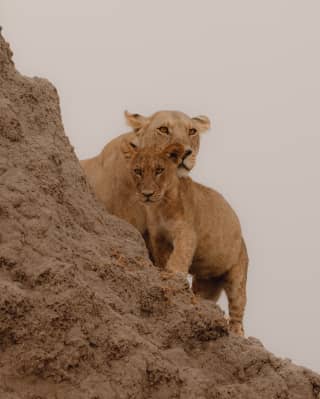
(125, 143), (248, 336)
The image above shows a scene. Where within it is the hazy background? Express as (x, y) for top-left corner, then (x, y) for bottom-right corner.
(2, 0), (320, 371)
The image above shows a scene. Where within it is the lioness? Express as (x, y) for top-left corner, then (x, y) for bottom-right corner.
(80, 110), (210, 235)
(124, 143), (248, 336)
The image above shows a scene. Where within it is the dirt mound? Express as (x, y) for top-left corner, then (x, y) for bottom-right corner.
(0, 32), (319, 399)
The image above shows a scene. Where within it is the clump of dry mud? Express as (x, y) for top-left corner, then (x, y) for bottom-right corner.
(0, 31), (319, 399)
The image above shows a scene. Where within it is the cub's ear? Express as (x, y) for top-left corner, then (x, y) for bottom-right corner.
(124, 110), (149, 132)
(163, 143), (185, 164)
(191, 115), (211, 133)
(121, 138), (139, 160)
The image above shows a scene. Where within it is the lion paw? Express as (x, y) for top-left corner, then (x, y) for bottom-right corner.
(229, 321), (244, 337)
(160, 270), (174, 280)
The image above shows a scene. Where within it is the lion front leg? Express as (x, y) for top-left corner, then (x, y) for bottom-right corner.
(166, 225), (197, 275)
(147, 225), (171, 269)
(224, 239), (248, 337)
(150, 236), (171, 269)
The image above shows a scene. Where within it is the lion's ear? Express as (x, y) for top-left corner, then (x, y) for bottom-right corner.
(191, 115), (211, 133)
(124, 111), (149, 132)
(163, 143), (185, 165)
(121, 138), (139, 160)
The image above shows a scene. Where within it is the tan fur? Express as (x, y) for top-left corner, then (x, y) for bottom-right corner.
(80, 111), (210, 235)
(125, 143), (248, 336)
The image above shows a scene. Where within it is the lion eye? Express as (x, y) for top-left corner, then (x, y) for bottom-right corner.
(158, 126), (169, 134)
(155, 167), (164, 176)
(134, 168), (142, 176)
(189, 128), (197, 135)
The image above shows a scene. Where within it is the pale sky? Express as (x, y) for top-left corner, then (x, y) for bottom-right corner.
(2, 0), (320, 371)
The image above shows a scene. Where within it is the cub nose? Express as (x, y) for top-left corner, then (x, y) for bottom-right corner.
(183, 149), (192, 159)
(142, 190), (155, 198)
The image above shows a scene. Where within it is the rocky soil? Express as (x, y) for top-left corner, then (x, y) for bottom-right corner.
(0, 31), (319, 399)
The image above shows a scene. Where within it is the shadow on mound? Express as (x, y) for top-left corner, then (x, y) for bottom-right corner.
(0, 32), (319, 399)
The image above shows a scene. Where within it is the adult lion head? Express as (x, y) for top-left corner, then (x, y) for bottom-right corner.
(124, 110), (211, 176)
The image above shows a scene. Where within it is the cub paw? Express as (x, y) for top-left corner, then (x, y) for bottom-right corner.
(229, 320), (244, 337)
(160, 270), (174, 280)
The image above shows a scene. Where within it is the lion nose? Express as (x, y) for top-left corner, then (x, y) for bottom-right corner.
(183, 149), (192, 159)
(142, 190), (155, 198)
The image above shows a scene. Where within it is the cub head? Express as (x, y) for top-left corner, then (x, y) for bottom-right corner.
(124, 110), (210, 176)
(123, 143), (185, 204)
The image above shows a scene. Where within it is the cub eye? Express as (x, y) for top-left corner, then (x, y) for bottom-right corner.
(158, 126), (169, 134)
(189, 128), (197, 135)
(155, 167), (164, 176)
(134, 168), (142, 176)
